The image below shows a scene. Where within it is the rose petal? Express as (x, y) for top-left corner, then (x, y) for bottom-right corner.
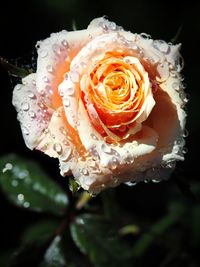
(77, 100), (158, 170)
(12, 73), (53, 149)
(36, 19), (116, 110)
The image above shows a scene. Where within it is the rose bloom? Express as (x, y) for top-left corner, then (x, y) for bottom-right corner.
(12, 18), (187, 193)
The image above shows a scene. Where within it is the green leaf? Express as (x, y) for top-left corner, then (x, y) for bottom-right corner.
(0, 250), (12, 267)
(21, 220), (60, 245)
(0, 154), (68, 216)
(132, 204), (184, 258)
(0, 57), (31, 78)
(39, 236), (67, 267)
(70, 214), (133, 267)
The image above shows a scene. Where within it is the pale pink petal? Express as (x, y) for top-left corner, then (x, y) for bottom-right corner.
(12, 73), (53, 149)
(36, 107), (75, 174)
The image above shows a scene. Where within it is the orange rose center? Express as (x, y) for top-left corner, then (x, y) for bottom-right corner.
(82, 52), (149, 141)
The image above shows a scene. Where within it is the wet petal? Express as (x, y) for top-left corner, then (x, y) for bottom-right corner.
(36, 21), (115, 110)
(12, 73), (53, 149)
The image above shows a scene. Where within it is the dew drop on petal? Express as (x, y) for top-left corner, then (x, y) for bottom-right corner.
(28, 92), (36, 99)
(22, 126), (29, 135)
(15, 84), (22, 91)
(90, 133), (99, 140)
(42, 76), (49, 83)
(81, 168), (89, 176)
(125, 181), (137, 186)
(153, 40), (169, 54)
(63, 98), (70, 107)
(66, 87), (75, 96)
(32, 79), (36, 86)
(21, 102), (30, 111)
(53, 143), (63, 154)
(183, 129), (189, 137)
(29, 111), (36, 119)
(61, 40), (69, 48)
(101, 143), (112, 154)
(152, 179), (161, 183)
(60, 147), (72, 162)
(172, 82), (179, 91)
(40, 50), (48, 58)
(46, 65), (54, 73)
(109, 157), (119, 170)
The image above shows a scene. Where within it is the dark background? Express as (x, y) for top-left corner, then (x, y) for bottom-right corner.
(0, 0), (200, 264)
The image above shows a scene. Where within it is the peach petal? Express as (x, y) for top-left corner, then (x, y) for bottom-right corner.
(36, 22), (112, 109)
(77, 100), (158, 170)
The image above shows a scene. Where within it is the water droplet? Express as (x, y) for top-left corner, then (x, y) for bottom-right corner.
(40, 50), (48, 58)
(2, 163), (13, 173)
(21, 102), (30, 111)
(126, 157), (134, 164)
(64, 73), (69, 80)
(61, 40), (69, 48)
(32, 79), (36, 86)
(66, 87), (75, 96)
(22, 126), (29, 135)
(153, 40), (169, 54)
(183, 129), (188, 137)
(70, 71), (79, 83)
(81, 168), (89, 175)
(29, 111), (36, 119)
(63, 98), (70, 107)
(110, 22), (117, 30)
(100, 22), (108, 31)
(18, 170), (28, 179)
(28, 92), (36, 99)
(141, 33), (151, 39)
(59, 126), (67, 135)
(152, 179), (161, 183)
(101, 143), (112, 154)
(183, 147), (188, 154)
(17, 194), (24, 202)
(156, 63), (169, 82)
(109, 157), (119, 170)
(89, 147), (100, 161)
(15, 84), (22, 90)
(23, 202), (30, 208)
(12, 180), (18, 187)
(60, 147), (72, 162)
(46, 65), (54, 73)
(90, 133), (99, 140)
(53, 143), (62, 154)
(172, 82), (179, 91)
(42, 76), (49, 83)
(125, 181), (137, 186)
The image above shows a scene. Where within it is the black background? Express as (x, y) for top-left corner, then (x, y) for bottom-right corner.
(0, 0), (200, 263)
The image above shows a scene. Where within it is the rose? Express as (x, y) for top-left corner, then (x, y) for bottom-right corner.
(12, 17), (187, 194)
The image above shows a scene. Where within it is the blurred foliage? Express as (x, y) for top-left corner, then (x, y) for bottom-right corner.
(0, 154), (200, 267)
(0, 154), (68, 216)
